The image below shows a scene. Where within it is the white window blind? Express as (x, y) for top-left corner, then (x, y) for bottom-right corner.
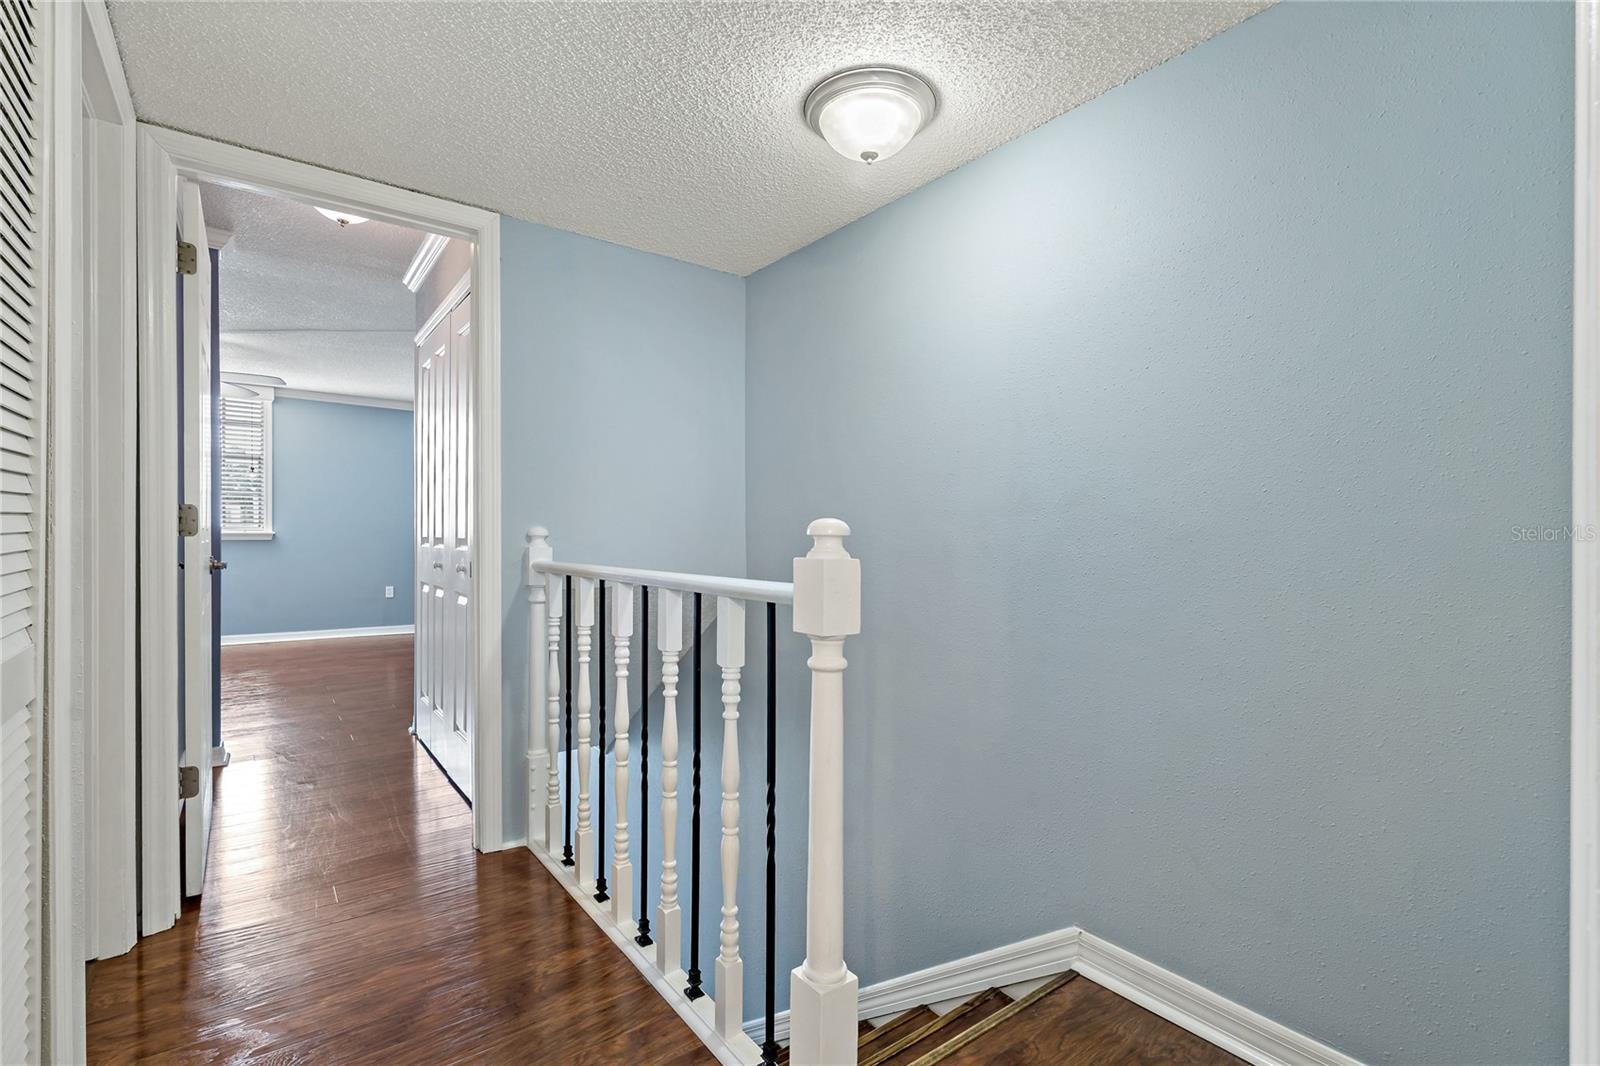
(219, 393), (271, 534)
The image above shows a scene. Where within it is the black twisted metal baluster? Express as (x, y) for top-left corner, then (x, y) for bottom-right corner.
(596, 579), (610, 902)
(685, 592), (705, 1000)
(636, 585), (653, 946)
(562, 576), (574, 866)
(761, 601), (779, 1066)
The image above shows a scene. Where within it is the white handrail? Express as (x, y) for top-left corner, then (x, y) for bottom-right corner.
(531, 560), (793, 606)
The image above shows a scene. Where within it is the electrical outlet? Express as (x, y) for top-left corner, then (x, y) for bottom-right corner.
(384, 586), (394, 599)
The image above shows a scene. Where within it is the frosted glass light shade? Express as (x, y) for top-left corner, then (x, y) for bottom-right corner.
(315, 205), (369, 227)
(804, 67), (936, 165)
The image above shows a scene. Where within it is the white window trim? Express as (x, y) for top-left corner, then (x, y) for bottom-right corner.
(219, 376), (274, 540)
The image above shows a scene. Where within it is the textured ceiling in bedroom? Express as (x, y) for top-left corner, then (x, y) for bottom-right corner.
(203, 182), (428, 401)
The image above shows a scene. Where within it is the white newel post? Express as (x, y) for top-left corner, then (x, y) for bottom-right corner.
(611, 583), (635, 926)
(715, 597), (746, 1040)
(656, 589), (685, 974)
(526, 528), (552, 852)
(544, 571), (565, 858)
(789, 519), (860, 1066)
(575, 577), (597, 885)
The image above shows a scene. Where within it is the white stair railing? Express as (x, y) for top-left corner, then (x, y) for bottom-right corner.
(524, 520), (860, 1066)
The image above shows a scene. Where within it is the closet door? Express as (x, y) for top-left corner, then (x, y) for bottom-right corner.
(415, 318), (446, 757)
(0, 1), (44, 1059)
(442, 293), (474, 797)
(414, 287), (472, 799)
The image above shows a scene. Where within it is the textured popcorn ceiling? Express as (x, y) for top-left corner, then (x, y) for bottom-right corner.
(203, 181), (425, 401)
(110, 1), (1268, 276)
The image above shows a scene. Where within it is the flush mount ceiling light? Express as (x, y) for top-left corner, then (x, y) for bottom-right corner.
(314, 205), (369, 227)
(804, 66), (937, 165)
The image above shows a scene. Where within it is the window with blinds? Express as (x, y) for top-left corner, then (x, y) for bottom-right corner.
(220, 393), (272, 535)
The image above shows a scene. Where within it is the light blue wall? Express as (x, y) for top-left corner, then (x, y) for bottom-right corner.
(222, 397), (415, 636)
(498, 219), (747, 842)
(745, 3), (1572, 1061)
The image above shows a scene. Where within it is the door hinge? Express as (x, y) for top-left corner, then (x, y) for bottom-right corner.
(179, 765), (200, 799)
(177, 239), (198, 275)
(178, 502), (199, 537)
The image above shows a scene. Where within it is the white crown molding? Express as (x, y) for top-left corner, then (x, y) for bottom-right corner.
(745, 927), (1362, 1066)
(274, 386), (412, 411)
(414, 269), (473, 345)
(403, 232), (450, 292)
(221, 624), (414, 646)
(220, 370), (284, 390)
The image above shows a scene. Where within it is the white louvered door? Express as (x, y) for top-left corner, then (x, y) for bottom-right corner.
(0, 1), (44, 1060)
(178, 179), (215, 896)
(414, 286), (472, 798)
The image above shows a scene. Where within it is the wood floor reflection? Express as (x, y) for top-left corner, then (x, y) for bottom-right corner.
(87, 635), (711, 1065)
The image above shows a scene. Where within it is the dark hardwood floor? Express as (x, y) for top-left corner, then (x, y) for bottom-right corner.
(86, 635), (712, 1065)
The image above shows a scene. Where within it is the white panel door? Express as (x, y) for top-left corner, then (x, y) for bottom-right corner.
(415, 317), (444, 755)
(415, 288), (473, 798)
(0, 1), (44, 1057)
(178, 180), (215, 896)
(444, 293), (474, 797)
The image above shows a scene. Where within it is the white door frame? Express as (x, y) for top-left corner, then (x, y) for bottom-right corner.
(35, 0), (137, 1057)
(134, 125), (506, 936)
(77, 0), (140, 962)
(1575, 5), (1600, 1062)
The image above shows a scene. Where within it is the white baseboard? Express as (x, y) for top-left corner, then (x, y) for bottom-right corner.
(221, 624), (414, 646)
(211, 742), (230, 767)
(744, 927), (1361, 1066)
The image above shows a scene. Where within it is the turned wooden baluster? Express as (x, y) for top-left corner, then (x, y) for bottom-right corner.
(526, 529), (552, 852)
(655, 590), (685, 975)
(611, 583), (635, 926)
(574, 576), (597, 886)
(544, 571), (565, 859)
(715, 597), (746, 1040)
(789, 520), (861, 1066)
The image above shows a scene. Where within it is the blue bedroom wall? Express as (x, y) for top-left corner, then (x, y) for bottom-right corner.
(497, 218), (748, 844)
(744, 2), (1572, 1061)
(222, 397), (415, 636)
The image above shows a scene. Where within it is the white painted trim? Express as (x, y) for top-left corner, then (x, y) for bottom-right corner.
(221, 529), (274, 541)
(274, 387), (413, 411)
(745, 928), (1361, 1066)
(79, 0), (140, 966)
(219, 371), (285, 389)
(134, 123), (183, 941)
(473, 220), (505, 852)
(532, 560), (794, 606)
(211, 743), (231, 767)
(403, 232), (450, 292)
(221, 624), (415, 646)
(135, 124), (506, 855)
(1575, 5), (1600, 1062)
(413, 270), (472, 345)
(41, 3), (86, 1057)
(205, 225), (232, 250)
(1072, 931), (1361, 1066)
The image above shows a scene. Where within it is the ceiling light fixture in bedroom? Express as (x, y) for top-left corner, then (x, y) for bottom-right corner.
(804, 66), (937, 165)
(315, 205), (369, 227)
